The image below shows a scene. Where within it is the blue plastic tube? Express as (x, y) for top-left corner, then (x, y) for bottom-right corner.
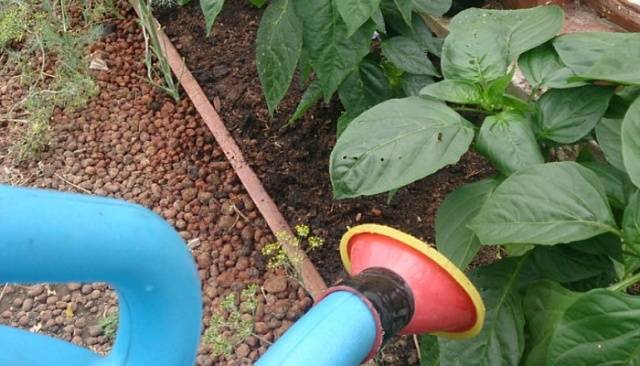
(255, 290), (378, 366)
(0, 185), (202, 366)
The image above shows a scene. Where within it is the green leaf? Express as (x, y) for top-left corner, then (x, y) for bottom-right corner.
(288, 80), (322, 125)
(419, 335), (440, 366)
(595, 118), (625, 171)
(553, 32), (640, 85)
(442, 6), (563, 82)
(336, 112), (357, 138)
(201, 0), (224, 35)
(535, 86), (614, 144)
(522, 281), (582, 366)
(470, 162), (618, 245)
(330, 97), (474, 198)
(420, 79), (480, 104)
(439, 257), (528, 366)
(400, 74), (433, 97)
(530, 245), (613, 283)
(436, 177), (500, 269)
(401, 73), (434, 97)
(394, 0), (412, 25)
(581, 161), (634, 209)
(296, 0), (375, 101)
(256, 0), (303, 115)
(336, 0), (382, 36)
(623, 190), (640, 253)
(518, 43), (586, 90)
(547, 289), (640, 366)
(389, 13), (443, 57)
(412, 0), (451, 17)
(249, 0), (267, 7)
(476, 111), (544, 176)
(381, 36), (440, 77)
(338, 59), (391, 116)
(622, 97), (640, 189)
(372, 8), (386, 33)
(568, 233), (623, 263)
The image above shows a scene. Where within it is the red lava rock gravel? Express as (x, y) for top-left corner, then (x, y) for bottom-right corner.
(0, 3), (310, 365)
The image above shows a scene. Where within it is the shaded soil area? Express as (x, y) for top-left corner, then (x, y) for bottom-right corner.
(157, 2), (497, 287)
(1, 3), (308, 365)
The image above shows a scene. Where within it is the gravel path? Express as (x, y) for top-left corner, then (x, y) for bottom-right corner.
(0, 4), (310, 365)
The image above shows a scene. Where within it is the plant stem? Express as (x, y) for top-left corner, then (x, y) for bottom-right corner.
(609, 272), (640, 292)
(453, 107), (489, 114)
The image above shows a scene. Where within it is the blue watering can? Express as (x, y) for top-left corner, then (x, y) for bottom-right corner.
(0, 185), (202, 365)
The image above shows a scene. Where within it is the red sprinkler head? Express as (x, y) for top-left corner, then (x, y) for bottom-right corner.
(340, 224), (485, 338)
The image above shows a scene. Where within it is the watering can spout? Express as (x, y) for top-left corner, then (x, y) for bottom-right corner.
(256, 224), (485, 366)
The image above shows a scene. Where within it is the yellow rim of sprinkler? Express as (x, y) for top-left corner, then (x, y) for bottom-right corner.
(339, 223), (485, 339)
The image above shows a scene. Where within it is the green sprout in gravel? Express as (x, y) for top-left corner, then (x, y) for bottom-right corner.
(99, 312), (118, 341)
(203, 284), (259, 357)
(261, 224), (325, 271)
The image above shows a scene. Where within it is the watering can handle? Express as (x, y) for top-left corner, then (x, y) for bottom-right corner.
(0, 185), (202, 366)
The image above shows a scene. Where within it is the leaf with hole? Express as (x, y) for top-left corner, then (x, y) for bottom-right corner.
(476, 111), (544, 176)
(330, 97), (474, 198)
(470, 162), (618, 245)
(256, 0), (303, 115)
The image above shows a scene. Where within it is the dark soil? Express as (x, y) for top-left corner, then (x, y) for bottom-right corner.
(157, 1), (497, 286)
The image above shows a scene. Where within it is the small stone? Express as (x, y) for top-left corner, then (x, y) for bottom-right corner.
(371, 208), (383, 217)
(21, 298), (33, 312)
(254, 322), (268, 334)
(235, 343), (250, 358)
(88, 325), (103, 337)
(263, 277), (287, 294)
(218, 215), (235, 230)
(67, 283), (82, 291)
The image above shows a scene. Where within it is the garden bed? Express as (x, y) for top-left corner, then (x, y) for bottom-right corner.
(156, 1), (498, 286)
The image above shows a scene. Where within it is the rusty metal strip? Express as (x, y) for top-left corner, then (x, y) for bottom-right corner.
(132, 4), (328, 299)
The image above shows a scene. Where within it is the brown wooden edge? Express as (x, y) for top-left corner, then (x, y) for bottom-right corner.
(129, 1), (328, 300)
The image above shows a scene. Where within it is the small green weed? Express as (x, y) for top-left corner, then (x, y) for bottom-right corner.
(0, 3), (28, 49)
(99, 312), (118, 340)
(261, 224), (325, 271)
(203, 284), (259, 357)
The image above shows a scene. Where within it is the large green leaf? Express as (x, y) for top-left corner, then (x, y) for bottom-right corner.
(623, 190), (640, 254)
(622, 97), (640, 189)
(530, 245), (613, 283)
(420, 79), (481, 104)
(439, 257), (528, 366)
(475, 111), (544, 176)
(436, 177), (500, 269)
(442, 6), (563, 82)
(201, 0), (224, 35)
(581, 161), (634, 209)
(568, 233), (623, 263)
(470, 162), (618, 245)
(553, 32), (640, 85)
(336, 0), (381, 36)
(381, 36), (440, 77)
(288, 80), (322, 125)
(389, 13), (443, 57)
(535, 86), (614, 144)
(338, 59), (391, 116)
(330, 97), (474, 198)
(548, 289), (640, 366)
(256, 0), (303, 115)
(518, 43), (586, 90)
(522, 281), (581, 366)
(296, 0), (375, 101)
(412, 0), (451, 16)
(596, 118), (625, 171)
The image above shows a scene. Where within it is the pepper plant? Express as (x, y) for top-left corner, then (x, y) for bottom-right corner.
(328, 5), (640, 366)
(254, 0), (449, 125)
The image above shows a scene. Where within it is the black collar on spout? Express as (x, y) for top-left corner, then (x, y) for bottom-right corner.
(337, 267), (415, 343)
